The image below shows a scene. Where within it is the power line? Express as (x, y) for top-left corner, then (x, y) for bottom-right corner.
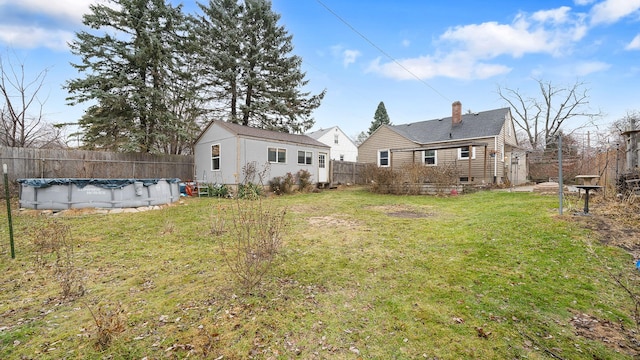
(315, 0), (452, 103)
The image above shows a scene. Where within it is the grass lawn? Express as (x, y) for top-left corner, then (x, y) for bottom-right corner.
(0, 187), (638, 359)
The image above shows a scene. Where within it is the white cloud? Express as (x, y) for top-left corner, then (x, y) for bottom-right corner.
(0, 25), (73, 50)
(0, 0), (94, 23)
(626, 34), (640, 50)
(401, 39), (411, 47)
(342, 49), (361, 67)
(574, 0), (595, 5)
(331, 45), (361, 68)
(590, 0), (640, 25)
(368, 6), (588, 81)
(531, 6), (572, 24)
(574, 61), (611, 75)
(440, 10), (587, 58)
(366, 53), (511, 81)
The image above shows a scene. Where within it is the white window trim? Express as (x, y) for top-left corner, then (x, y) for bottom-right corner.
(422, 150), (437, 166)
(458, 146), (476, 160)
(268, 147), (287, 164)
(378, 149), (390, 167)
(297, 150), (313, 165)
(211, 143), (221, 171)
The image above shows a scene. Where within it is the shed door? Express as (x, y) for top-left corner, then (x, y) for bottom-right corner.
(318, 152), (328, 183)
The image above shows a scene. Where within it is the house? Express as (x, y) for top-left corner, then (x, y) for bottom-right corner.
(358, 101), (527, 185)
(307, 126), (358, 162)
(193, 120), (331, 187)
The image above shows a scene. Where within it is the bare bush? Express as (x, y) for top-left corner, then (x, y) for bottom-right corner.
(86, 302), (127, 350)
(220, 198), (287, 291)
(366, 163), (459, 195)
(30, 218), (85, 298)
(296, 169), (313, 192)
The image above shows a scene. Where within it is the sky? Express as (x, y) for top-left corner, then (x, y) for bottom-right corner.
(1, 0), (640, 144)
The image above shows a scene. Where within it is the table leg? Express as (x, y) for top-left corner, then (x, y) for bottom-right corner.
(584, 190), (590, 214)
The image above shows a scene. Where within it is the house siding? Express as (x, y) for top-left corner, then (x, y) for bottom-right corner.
(358, 126), (416, 165)
(411, 137), (501, 183)
(314, 127), (358, 162)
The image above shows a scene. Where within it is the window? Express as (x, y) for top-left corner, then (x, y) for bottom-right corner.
(458, 146), (476, 160)
(378, 149), (390, 167)
(423, 150), (437, 165)
(339, 154), (344, 161)
(268, 147), (286, 163)
(297, 150), (313, 165)
(334, 134), (339, 144)
(211, 144), (220, 171)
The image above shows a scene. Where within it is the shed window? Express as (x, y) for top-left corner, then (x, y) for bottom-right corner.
(211, 144), (220, 171)
(423, 150), (437, 165)
(268, 147), (286, 163)
(378, 149), (390, 167)
(297, 150), (313, 165)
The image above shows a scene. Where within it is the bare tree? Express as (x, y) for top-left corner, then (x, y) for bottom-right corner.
(0, 50), (59, 148)
(497, 78), (602, 150)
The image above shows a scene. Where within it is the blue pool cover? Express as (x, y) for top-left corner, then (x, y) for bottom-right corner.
(18, 178), (181, 189)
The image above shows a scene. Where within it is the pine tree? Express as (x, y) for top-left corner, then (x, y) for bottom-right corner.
(66, 0), (199, 154)
(197, 0), (325, 133)
(368, 101), (391, 135)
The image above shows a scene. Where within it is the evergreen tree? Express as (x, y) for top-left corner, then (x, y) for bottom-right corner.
(196, 0), (325, 133)
(368, 101), (391, 135)
(66, 0), (200, 154)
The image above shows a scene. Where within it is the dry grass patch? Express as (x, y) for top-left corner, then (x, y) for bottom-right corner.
(307, 216), (362, 229)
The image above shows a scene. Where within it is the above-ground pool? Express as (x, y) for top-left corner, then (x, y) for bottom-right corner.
(18, 178), (181, 210)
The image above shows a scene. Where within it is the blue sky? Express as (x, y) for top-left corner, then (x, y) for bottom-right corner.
(1, 0), (640, 143)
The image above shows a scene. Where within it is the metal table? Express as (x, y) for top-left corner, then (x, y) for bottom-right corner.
(575, 185), (602, 214)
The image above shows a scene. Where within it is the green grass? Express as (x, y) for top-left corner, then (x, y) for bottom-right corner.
(0, 187), (637, 359)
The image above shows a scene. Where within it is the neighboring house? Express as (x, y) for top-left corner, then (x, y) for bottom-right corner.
(193, 120), (331, 187)
(358, 101), (527, 185)
(307, 126), (358, 162)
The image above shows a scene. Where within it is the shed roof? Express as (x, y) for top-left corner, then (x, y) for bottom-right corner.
(388, 107), (510, 144)
(197, 120), (329, 148)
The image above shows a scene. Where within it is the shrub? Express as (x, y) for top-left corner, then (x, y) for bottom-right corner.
(268, 173), (295, 195)
(296, 169), (313, 192)
(220, 198), (287, 291)
(209, 183), (229, 197)
(30, 218), (85, 299)
(237, 182), (262, 199)
(366, 163), (459, 195)
(86, 302), (126, 350)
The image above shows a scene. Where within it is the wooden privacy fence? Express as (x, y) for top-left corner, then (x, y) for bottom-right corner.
(330, 160), (367, 185)
(0, 147), (194, 184)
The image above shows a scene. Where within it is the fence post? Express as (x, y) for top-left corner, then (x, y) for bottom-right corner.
(3, 164), (15, 258)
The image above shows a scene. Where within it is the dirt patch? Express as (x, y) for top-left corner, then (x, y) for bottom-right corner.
(569, 198), (640, 258)
(366, 204), (435, 218)
(307, 216), (362, 229)
(387, 211), (433, 218)
(566, 197), (640, 356)
(569, 311), (640, 356)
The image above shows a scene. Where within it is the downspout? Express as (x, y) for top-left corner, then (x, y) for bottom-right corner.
(494, 137), (498, 183)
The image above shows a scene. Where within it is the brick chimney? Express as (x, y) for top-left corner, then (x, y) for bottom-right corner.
(452, 101), (462, 125)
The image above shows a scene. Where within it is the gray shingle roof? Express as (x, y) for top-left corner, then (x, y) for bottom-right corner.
(216, 121), (329, 148)
(389, 107), (510, 144)
(306, 127), (333, 139)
